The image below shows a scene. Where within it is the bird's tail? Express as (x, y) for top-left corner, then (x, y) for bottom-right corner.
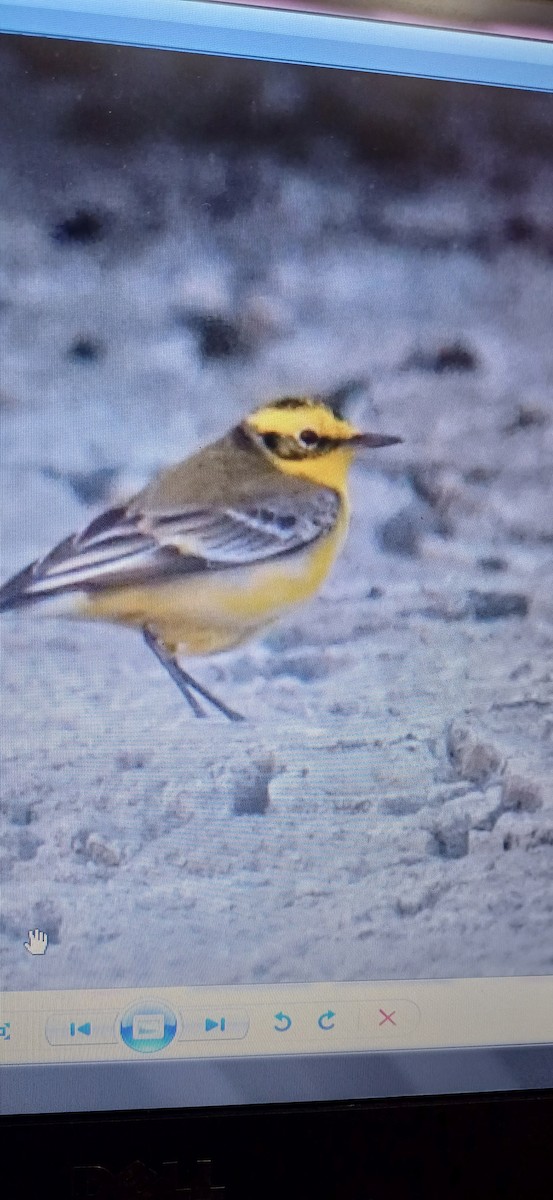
(0, 534), (81, 613)
(0, 558), (44, 613)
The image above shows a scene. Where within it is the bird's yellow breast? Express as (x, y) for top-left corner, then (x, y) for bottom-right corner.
(80, 500), (348, 655)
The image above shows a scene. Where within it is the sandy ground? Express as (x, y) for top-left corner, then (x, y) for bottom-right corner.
(0, 40), (552, 991)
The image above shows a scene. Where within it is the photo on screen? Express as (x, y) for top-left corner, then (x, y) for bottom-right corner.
(0, 35), (552, 993)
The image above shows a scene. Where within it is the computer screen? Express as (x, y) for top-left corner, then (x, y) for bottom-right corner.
(0, 0), (552, 1117)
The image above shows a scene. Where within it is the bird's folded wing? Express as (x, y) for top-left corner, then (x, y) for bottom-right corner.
(8, 489), (340, 599)
(147, 490), (339, 563)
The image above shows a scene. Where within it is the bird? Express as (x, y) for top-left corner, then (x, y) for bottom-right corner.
(0, 395), (401, 720)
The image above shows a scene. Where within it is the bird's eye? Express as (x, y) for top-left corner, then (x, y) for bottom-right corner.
(298, 429), (318, 447)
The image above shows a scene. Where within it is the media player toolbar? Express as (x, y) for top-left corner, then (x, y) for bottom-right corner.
(3, 978), (553, 1064)
(41, 999), (418, 1054)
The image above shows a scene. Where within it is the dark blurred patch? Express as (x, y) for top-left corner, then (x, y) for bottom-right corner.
(378, 500), (448, 558)
(17, 831), (42, 862)
(356, 210), (491, 257)
(466, 230), (496, 258)
(488, 87), (553, 161)
(43, 465), (119, 505)
(32, 900), (62, 945)
(116, 751), (146, 771)
(67, 337), (105, 363)
(378, 508), (421, 557)
(464, 466), (499, 485)
(423, 591), (529, 624)
(490, 165), (526, 197)
(307, 74), (463, 186)
(501, 215), (553, 257)
(0, 798), (36, 826)
(232, 758), (273, 816)
(431, 825), (469, 860)
(180, 313), (251, 362)
(504, 404), (549, 434)
(180, 89), (309, 166)
(478, 556), (508, 573)
(204, 161), (260, 221)
(466, 591), (529, 621)
(409, 467), (459, 522)
(9, 34), (553, 199)
(62, 99), (145, 146)
(265, 652), (333, 683)
(0, 390), (18, 411)
(504, 214), (536, 245)
(52, 209), (106, 244)
(404, 341), (478, 374)
(410, 466), (446, 505)
(9, 34), (122, 78)
(398, 470), (455, 542)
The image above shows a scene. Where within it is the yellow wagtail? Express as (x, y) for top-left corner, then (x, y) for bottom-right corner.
(0, 396), (401, 720)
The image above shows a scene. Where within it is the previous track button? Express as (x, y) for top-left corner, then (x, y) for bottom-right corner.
(45, 1013), (118, 1046)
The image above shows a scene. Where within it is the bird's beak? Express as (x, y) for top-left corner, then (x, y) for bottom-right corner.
(348, 432), (403, 448)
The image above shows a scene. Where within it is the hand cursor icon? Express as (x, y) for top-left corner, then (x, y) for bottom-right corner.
(24, 929), (48, 955)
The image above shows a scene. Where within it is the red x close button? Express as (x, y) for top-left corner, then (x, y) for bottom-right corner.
(359, 1000), (420, 1035)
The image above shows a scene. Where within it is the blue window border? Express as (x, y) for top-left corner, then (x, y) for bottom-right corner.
(1, 0), (552, 90)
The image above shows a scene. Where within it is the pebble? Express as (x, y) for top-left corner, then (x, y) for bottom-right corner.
(501, 767), (543, 813)
(233, 753), (276, 815)
(403, 341), (478, 374)
(495, 812), (553, 852)
(72, 831), (122, 867)
(466, 591), (529, 621)
(378, 500), (445, 558)
(85, 834), (122, 867)
(395, 877), (446, 916)
(446, 721), (503, 784)
(430, 788), (503, 859)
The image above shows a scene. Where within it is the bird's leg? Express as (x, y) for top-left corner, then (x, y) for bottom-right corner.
(143, 627), (206, 717)
(142, 628), (244, 722)
(174, 665), (245, 723)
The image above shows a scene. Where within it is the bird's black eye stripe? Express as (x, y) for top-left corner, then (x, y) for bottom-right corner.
(262, 433), (279, 452)
(261, 428), (333, 457)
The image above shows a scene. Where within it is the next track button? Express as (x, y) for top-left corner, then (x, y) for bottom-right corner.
(178, 1011), (249, 1041)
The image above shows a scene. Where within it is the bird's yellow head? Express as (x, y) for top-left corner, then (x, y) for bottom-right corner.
(243, 397), (401, 491)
